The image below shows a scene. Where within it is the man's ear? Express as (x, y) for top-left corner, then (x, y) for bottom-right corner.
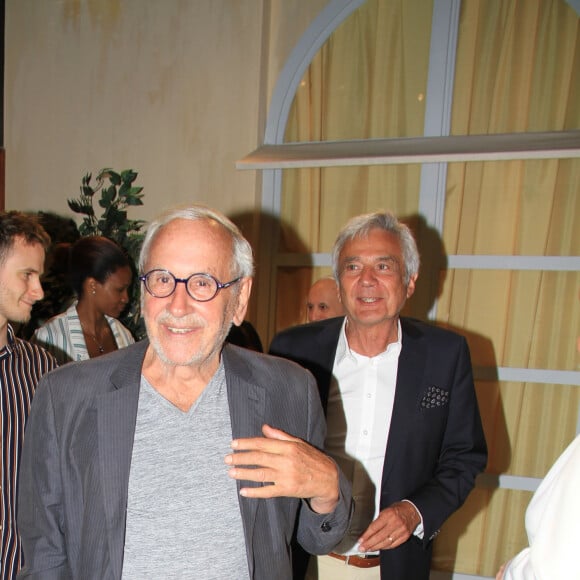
(232, 277), (253, 326)
(406, 273), (418, 299)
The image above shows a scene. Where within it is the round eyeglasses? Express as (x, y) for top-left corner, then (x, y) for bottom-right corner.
(139, 270), (241, 302)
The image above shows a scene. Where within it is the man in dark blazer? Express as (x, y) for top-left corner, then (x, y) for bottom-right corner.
(17, 205), (352, 580)
(270, 211), (487, 580)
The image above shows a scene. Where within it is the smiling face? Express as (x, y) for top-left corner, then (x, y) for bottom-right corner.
(142, 218), (251, 370)
(0, 236), (46, 328)
(90, 265), (132, 319)
(337, 228), (417, 331)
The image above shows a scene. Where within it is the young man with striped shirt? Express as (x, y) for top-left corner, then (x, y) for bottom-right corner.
(0, 211), (58, 580)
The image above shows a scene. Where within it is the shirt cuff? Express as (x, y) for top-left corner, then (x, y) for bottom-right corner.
(401, 499), (424, 539)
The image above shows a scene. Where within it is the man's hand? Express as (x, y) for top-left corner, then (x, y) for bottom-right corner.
(358, 501), (420, 552)
(225, 424), (340, 514)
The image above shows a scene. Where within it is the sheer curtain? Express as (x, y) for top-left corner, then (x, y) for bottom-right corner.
(436, 0), (580, 573)
(278, 0), (579, 575)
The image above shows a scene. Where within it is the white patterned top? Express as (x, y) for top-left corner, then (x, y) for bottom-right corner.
(32, 302), (135, 365)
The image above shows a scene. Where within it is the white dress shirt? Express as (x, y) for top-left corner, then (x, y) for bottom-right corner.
(325, 319), (401, 555)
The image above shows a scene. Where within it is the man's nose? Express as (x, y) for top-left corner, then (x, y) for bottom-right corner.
(29, 277), (45, 301)
(358, 265), (377, 284)
(167, 279), (192, 313)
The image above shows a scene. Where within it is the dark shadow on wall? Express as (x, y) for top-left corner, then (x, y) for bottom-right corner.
(402, 214), (510, 575)
(228, 208), (313, 350)
(401, 214), (448, 322)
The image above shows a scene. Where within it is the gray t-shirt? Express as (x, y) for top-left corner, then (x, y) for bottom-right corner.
(121, 364), (250, 579)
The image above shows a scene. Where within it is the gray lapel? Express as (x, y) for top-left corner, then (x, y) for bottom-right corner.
(222, 345), (267, 578)
(96, 340), (148, 578)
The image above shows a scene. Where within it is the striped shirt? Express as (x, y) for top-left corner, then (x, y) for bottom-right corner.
(31, 302), (135, 366)
(1, 325), (57, 580)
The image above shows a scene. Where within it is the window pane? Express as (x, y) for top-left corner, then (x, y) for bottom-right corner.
(453, 0), (580, 135)
(437, 269), (580, 372)
(284, 0), (433, 143)
(280, 164), (421, 253)
(444, 158), (579, 256)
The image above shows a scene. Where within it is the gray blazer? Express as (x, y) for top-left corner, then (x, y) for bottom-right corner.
(17, 340), (352, 580)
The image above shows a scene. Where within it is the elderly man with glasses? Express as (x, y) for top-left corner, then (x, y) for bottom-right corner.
(17, 205), (352, 580)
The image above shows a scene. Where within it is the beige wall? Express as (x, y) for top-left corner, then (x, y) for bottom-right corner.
(4, 0), (327, 231)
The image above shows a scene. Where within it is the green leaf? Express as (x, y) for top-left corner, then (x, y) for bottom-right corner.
(127, 220), (147, 232)
(125, 195), (144, 207)
(67, 199), (95, 217)
(118, 182), (130, 198)
(121, 169), (138, 184)
(67, 199), (83, 213)
(99, 185), (117, 208)
(99, 168), (121, 186)
(79, 221), (96, 236)
(107, 206), (127, 224)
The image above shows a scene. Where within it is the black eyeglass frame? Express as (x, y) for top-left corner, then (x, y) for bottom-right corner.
(139, 269), (242, 302)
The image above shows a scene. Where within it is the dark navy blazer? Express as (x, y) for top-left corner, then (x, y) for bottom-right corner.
(270, 316), (487, 580)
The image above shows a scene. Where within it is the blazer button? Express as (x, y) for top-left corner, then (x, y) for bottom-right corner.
(321, 522), (332, 532)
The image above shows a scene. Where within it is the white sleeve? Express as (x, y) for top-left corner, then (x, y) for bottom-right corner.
(504, 435), (580, 580)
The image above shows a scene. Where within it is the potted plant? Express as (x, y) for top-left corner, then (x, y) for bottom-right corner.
(65, 168), (147, 339)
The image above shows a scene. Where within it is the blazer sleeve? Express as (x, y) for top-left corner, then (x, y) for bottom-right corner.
(17, 374), (71, 579)
(295, 372), (353, 555)
(405, 335), (487, 542)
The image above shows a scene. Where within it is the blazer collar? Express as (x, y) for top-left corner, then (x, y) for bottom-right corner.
(222, 344), (266, 440)
(382, 319), (427, 481)
(96, 340), (149, 578)
(221, 344), (267, 579)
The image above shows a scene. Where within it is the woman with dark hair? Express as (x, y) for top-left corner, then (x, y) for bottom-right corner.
(32, 236), (134, 364)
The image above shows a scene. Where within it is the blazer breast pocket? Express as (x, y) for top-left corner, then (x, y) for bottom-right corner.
(420, 385), (450, 409)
